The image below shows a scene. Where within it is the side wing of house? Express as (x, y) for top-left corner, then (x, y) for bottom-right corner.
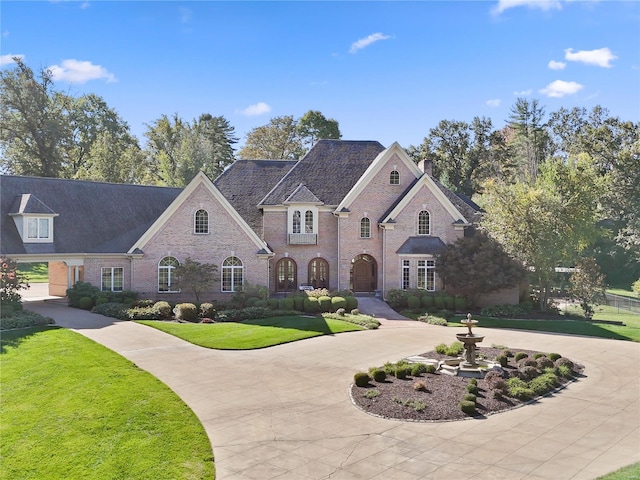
(129, 171), (273, 301)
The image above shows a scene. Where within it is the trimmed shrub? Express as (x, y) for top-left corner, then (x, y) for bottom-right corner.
(443, 295), (455, 310)
(435, 343), (448, 355)
(152, 301), (172, 319)
(518, 366), (539, 381)
(460, 400), (476, 415)
(345, 296), (358, 311)
(354, 372), (371, 387)
(466, 383), (479, 395)
(280, 298), (294, 310)
(318, 296), (332, 312)
(416, 314), (448, 326)
(370, 369), (387, 382)
(424, 364), (437, 374)
(303, 297), (320, 313)
(421, 295), (434, 308)
(413, 380), (428, 392)
(78, 296), (94, 310)
(0, 310), (55, 329)
(554, 357), (574, 372)
(469, 378), (477, 385)
(463, 393), (477, 403)
(506, 377), (534, 400)
(92, 302), (128, 319)
(532, 353), (546, 360)
(514, 352), (528, 362)
(199, 303), (215, 318)
(95, 296), (109, 306)
(407, 295), (421, 310)
(454, 296), (467, 311)
(255, 299), (268, 308)
(529, 372), (559, 396)
(411, 363), (429, 376)
(293, 295), (305, 311)
(246, 297), (259, 307)
(1, 304), (15, 318)
(446, 341), (464, 357)
(536, 356), (554, 369)
(556, 364), (572, 378)
(125, 306), (163, 320)
(174, 303), (198, 322)
(395, 366), (412, 379)
(386, 289), (408, 309)
(502, 349), (514, 358)
(66, 281), (100, 308)
(518, 358), (538, 369)
(496, 354), (509, 367)
(548, 352), (562, 362)
(433, 295), (446, 310)
(480, 303), (530, 318)
(331, 296), (347, 311)
(267, 298), (279, 310)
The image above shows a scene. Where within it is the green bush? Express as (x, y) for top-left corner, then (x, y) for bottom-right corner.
(66, 281), (100, 308)
(514, 352), (528, 362)
(407, 295), (421, 310)
(255, 299), (268, 308)
(416, 314), (448, 326)
(280, 298), (294, 311)
(0, 304), (15, 318)
(78, 296), (94, 310)
(548, 352), (561, 361)
(496, 354), (509, 367)
(174, 303), (198, 321)
(433, 295), (446, 310)
(0, 310), (55, 329)
(354, 372), (371, 387)
(554, 357), (574, 372)
(318, 296), (332, 312)
(502, 349), (514, 358)
(411, 363), (429, 376)
(518, 366), (539, 381)
(370, 369), (387, 382)
(469, 378), (477, 386)
(536, 356), (554, 369)
(446, 341), (463, 356)
(266, 298), (278, 310)
(153, 301), (172, 319)
(331, 296), (347, 311)
(532, 353), (545, 360)
(293, 295), (305, 311)
(506, 377), (534, 400)
(556, 364), (572, 378)
(466, 383), (479, 395)
(421, 295), (434, 308)
(199, 303), (216, 318)
(386, 289), (408, 309)
(454, 296), (467, 311)
(529, 372), (558, 395)
(435, 343), (448, 354)
(345, 296), (358, 311)
(214, 307), (274, 322)
(246, 297), (259, 307)
(92, 302), (128, 319)
(443, 295), (455, 310)
(303, 297), (320, 313)
(424, 364), (437, 374)
(463, 393), (477, 403)
(95, 296), (109, 306)
(395, 366), (412, 379)
(480, 303), (530, 318)
(460, 400), (476, 415)
(125, 306), (163, 320)
(321, 312), (380, 329)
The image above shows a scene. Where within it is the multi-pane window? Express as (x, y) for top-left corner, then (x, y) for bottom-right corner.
(276, 258), (297, 291)
(158, 256), (180, 292)
(402, 260), (410, 290)
(305, 210), (314, 233)
(417, 260), (435, 291)
(390, 170), (400, 185)
(308, 258), (329, 289)
(360, 217), (371, 238)
(101, 267), (124, 292)
(26, 217), (51, 239)
(418, 210), (431, 235)
(222, 256), (243, 292)
(194, 209), (209, 234)
(292, 211), (301, 234)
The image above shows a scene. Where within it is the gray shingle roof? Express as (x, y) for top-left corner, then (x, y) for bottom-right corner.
(259, 140), (385, 206)
(9, 194), (57, 215)
(0, 175), (181, 255)
(284, 184), (321, 204)
(396, 236), (447, 255)
(213, 159), (297, 233)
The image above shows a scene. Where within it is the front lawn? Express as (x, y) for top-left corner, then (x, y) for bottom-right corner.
(138, 315), (365, 349)
(0, 327), (214, 480)
(16, 262), (48, 283)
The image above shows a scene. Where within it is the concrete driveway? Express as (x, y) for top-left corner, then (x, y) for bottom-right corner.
(25, 298), (639, 480)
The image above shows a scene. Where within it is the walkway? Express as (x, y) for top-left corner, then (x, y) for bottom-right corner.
(25, 297), (640, 480)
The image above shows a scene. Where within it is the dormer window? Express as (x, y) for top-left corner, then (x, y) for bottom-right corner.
(288, 206), (318, 244)
(27, 217), (51, 240)
(9, 194), (57, 244)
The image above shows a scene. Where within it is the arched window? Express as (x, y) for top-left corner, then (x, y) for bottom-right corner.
(308, 258), (329, 289)
(292, 210), (301, 234)
(390, 170), (400, 185)
(158, 256), (180, 292)
(360, 217), (371, 238)
(418, 210), (431, 235)
(194, 209), (209, 234)
(222, 256), (243, 292)
(276, 258), (297, 292)
(305, 210), (314, 234)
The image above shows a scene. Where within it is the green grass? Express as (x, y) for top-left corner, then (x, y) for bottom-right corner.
(138, 315), (365, 349)
(16, 262), (49, 283)
(0, 327), (214, 480)
(596, 462), (640, 480)
(607, 288), (638, 299)
(450, 305), (640, 342)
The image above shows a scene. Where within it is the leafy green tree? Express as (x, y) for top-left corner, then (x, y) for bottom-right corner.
(173, 258), (219, 303)
(437, 230), (526, 307)
(0, 257), (29, 307)
(569, 257), (606, 320)
(507, 98), (550, 181)
(0, 59), (66, 177)
(632, 278), (640, 297)
(298, 110), (341, 149)
(143, 113), (187, 186)
(238, 115), (305, 160)
(481, 155), (602, 310)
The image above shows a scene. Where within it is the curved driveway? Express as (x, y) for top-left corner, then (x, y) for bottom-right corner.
(26, 299), (639, 480)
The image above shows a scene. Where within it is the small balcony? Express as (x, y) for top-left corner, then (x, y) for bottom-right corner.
(288, 233), (317, 245)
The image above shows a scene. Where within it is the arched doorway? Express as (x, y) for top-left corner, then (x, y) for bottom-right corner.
(308, 257), (329, 289)
(351, 254), (377, 292)
(275, 257), (297, 292)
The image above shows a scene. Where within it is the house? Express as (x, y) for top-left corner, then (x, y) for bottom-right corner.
(0, 140), (518, 305)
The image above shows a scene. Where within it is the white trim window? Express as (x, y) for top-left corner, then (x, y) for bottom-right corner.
(390, 170), (400, 185)
(101, 267), (124, 292)
(402, 260), (410, 290)
(360, 217), (371, 238)
(222, 256), (243, 292)
(26, 217), (51, 241)
(418, 210), (431, 236)
(158, 256), (180, 293)
(417, 259), (435, 291)
(194, 209), (209, 234)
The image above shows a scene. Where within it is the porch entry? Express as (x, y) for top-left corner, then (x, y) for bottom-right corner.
(350, 254), (377, 292)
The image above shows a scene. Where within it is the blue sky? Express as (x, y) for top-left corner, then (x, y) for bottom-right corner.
(2, 1), (638, 150)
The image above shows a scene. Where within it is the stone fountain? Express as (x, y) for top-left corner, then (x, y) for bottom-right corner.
(456, 313), (485, 368)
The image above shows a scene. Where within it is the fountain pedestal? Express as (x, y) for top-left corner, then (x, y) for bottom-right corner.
(456, 333), (485, 368)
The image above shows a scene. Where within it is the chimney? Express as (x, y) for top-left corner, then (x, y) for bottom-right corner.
(418, 159), (433, 176)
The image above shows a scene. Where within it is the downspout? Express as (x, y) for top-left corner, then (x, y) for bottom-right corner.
(381, 226), (385, 300)
(336, 215), (340, 291)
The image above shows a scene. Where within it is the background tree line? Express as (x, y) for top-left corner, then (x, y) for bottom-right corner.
(2, 59), (638, 296)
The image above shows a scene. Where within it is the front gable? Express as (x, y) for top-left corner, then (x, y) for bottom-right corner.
(130, 171), (272, 256)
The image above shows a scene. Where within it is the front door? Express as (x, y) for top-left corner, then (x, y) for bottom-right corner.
(352, 255), (376, 292)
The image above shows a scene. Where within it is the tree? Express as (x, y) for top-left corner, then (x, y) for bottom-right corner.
(0, 59), (65, 177)
(437, 230), (526, 307)
(298, 110), (341, 149)
(632, 278), (640, 297)
(173, 258), (218, 303)
(569, 257), (606, 319)
(507, 98), (550, 181)
(481, 155), (602, 310)
(238, 115), (305, 160)
(0, 257), (29, 309)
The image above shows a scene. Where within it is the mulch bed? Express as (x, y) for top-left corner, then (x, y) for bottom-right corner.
(351, 347), (583, 422)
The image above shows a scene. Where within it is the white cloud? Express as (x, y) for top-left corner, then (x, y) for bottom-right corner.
(239, 102), (271, 116)
(349, 33), (391, 54)
(0, 54), (24, 66)
(539, 80), (584, 97)
(492, 0), (562, 15)
(513, 89), (532, 96)
(48, 59), (116, 83)
(564, 47), (617, 68)
(486, 99), (501, 107)
(548, 60), (566, 70)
